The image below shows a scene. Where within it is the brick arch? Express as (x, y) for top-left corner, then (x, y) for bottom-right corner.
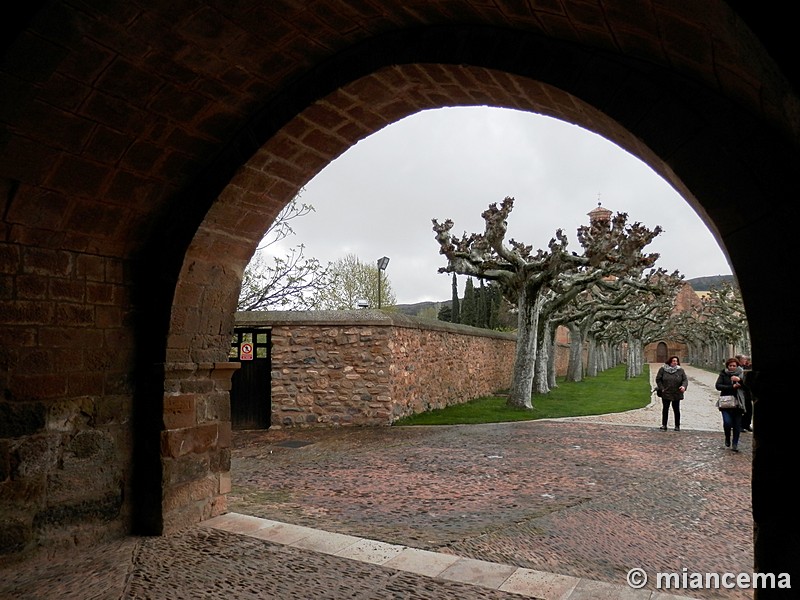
(169, 10), (797, 374)
(162, 25), (800, 541)
(161, 20), (800, 561)
(169, 62), (682, 367)
(170, 45), (741, 368)
(4, 0), (800, 577)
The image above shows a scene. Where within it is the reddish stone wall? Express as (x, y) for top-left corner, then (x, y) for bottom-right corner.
(387, 324), (516, 421)
(236, 311), (517, 427)
(0, 249), (134, 557)
(161, 361), (237, 534)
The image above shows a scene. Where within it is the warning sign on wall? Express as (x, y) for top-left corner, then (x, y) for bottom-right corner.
(239, 342), (253, 361)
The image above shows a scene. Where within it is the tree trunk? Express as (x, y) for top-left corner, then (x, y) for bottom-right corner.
(586, 334), (598, 377)
(598, 342), (609, 372)
(533, 319), (552, 395)
(625, 335), (636, 379)
(506, 288), (540, 409)
(566, 322), (583, 382)
(625, 336), (643, 378)
(547, 325), (558, 390)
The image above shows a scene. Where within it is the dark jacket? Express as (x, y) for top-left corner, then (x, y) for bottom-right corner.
(656, 366), (688, 402)
(715, 369), (746, 411)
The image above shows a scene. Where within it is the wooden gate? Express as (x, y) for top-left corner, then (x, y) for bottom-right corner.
(229, 328), (272, 430)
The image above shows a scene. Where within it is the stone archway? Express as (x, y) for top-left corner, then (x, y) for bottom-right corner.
(4, 0), (800, 585)
(162, 30), (800, 583)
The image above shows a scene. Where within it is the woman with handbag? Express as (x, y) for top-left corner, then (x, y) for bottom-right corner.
(715, 357), (746, 452)
(655, 356), (688, 431)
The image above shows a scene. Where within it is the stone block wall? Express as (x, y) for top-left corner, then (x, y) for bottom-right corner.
(0, 250), (134, 559)
(161, 361), (238, 535)
(386, 324), (517, 421)
(235, 311), (517, 427)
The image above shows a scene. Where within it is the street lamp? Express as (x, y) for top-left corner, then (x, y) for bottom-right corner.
(377, 256), (390, 308)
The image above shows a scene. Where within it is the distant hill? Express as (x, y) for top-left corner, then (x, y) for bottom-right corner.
(394, 300), (444, 317)
(685, 275), (735, 291)
(394, 275), (736, 316)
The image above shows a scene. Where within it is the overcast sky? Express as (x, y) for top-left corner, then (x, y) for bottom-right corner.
(268, 106), (732, 305)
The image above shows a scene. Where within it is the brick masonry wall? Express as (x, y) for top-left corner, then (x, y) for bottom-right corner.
(236, 311), (517, 428)
(0, 246), (134, 558)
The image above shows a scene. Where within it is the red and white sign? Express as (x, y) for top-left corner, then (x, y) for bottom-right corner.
(239, 343), (253, 361)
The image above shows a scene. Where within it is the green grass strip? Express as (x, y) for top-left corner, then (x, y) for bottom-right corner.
(393, 363), (651, 425)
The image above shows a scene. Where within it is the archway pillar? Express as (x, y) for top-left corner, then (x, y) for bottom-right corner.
(161, 361), (239, 534)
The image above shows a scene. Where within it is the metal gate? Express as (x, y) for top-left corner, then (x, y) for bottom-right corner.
(229, 328), (272, 430)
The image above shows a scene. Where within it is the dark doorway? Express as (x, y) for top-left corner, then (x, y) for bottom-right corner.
(656, 341), (668, 364)
(229, 328), (272, 430)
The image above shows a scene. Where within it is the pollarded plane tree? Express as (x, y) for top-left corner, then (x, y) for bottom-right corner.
(534, 222), (671, 391)
(559, 285), (633, 384)
(674, 285), (724, 369)
(596, 269), (683, 378)
(679, 282), (749, 369)
(433, 198), (584, 408)
(587, 317), (625, 374)
(532, 282), (586, 395)
(546, 268), (678, 385)
(532, 271), (615, 394)
(433, 196), (664, 409)
(596, 271), (683, 378)
(533, 283), (627, 393)
(709, 283), (750, 359)
(570, 211), (667, 378)
(531, 291), (625, 390)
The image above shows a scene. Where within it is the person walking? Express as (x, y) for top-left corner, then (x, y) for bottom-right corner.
(655, 356), (688, 431)
(736, 354), (754, 432)
(715, 357), (746, 452)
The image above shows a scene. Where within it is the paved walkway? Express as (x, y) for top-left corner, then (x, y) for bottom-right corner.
(1, 365), (753, 600)
(556, 362), (724, 431)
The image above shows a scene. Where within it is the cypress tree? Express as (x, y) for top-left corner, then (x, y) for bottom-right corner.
(461, 278), (477, 326)
(478, 279), (489, 328)
(451, 272), (460, 323)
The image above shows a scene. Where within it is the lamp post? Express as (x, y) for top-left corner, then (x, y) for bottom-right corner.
(377, 256), (390, 308)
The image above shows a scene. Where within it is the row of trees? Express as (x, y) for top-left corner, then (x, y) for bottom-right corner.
(239, 193), (749, 411)
(433, 196), (687, 409)
(440, 262), (749, 393)
(667, 282), (750, 369)
(438, 274), (515, 330)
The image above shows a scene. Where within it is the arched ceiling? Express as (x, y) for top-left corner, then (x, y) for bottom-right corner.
(3, 2), (795, 258)
(4, 2), (800, 368)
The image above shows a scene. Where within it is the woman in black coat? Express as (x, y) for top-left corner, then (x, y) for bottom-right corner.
(655, 356), (688, 431)
(715, 357), (746, 452)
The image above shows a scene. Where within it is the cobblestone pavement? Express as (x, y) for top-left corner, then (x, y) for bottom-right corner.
(1, 366), (753, 599)
(226, 365), (753, 600)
